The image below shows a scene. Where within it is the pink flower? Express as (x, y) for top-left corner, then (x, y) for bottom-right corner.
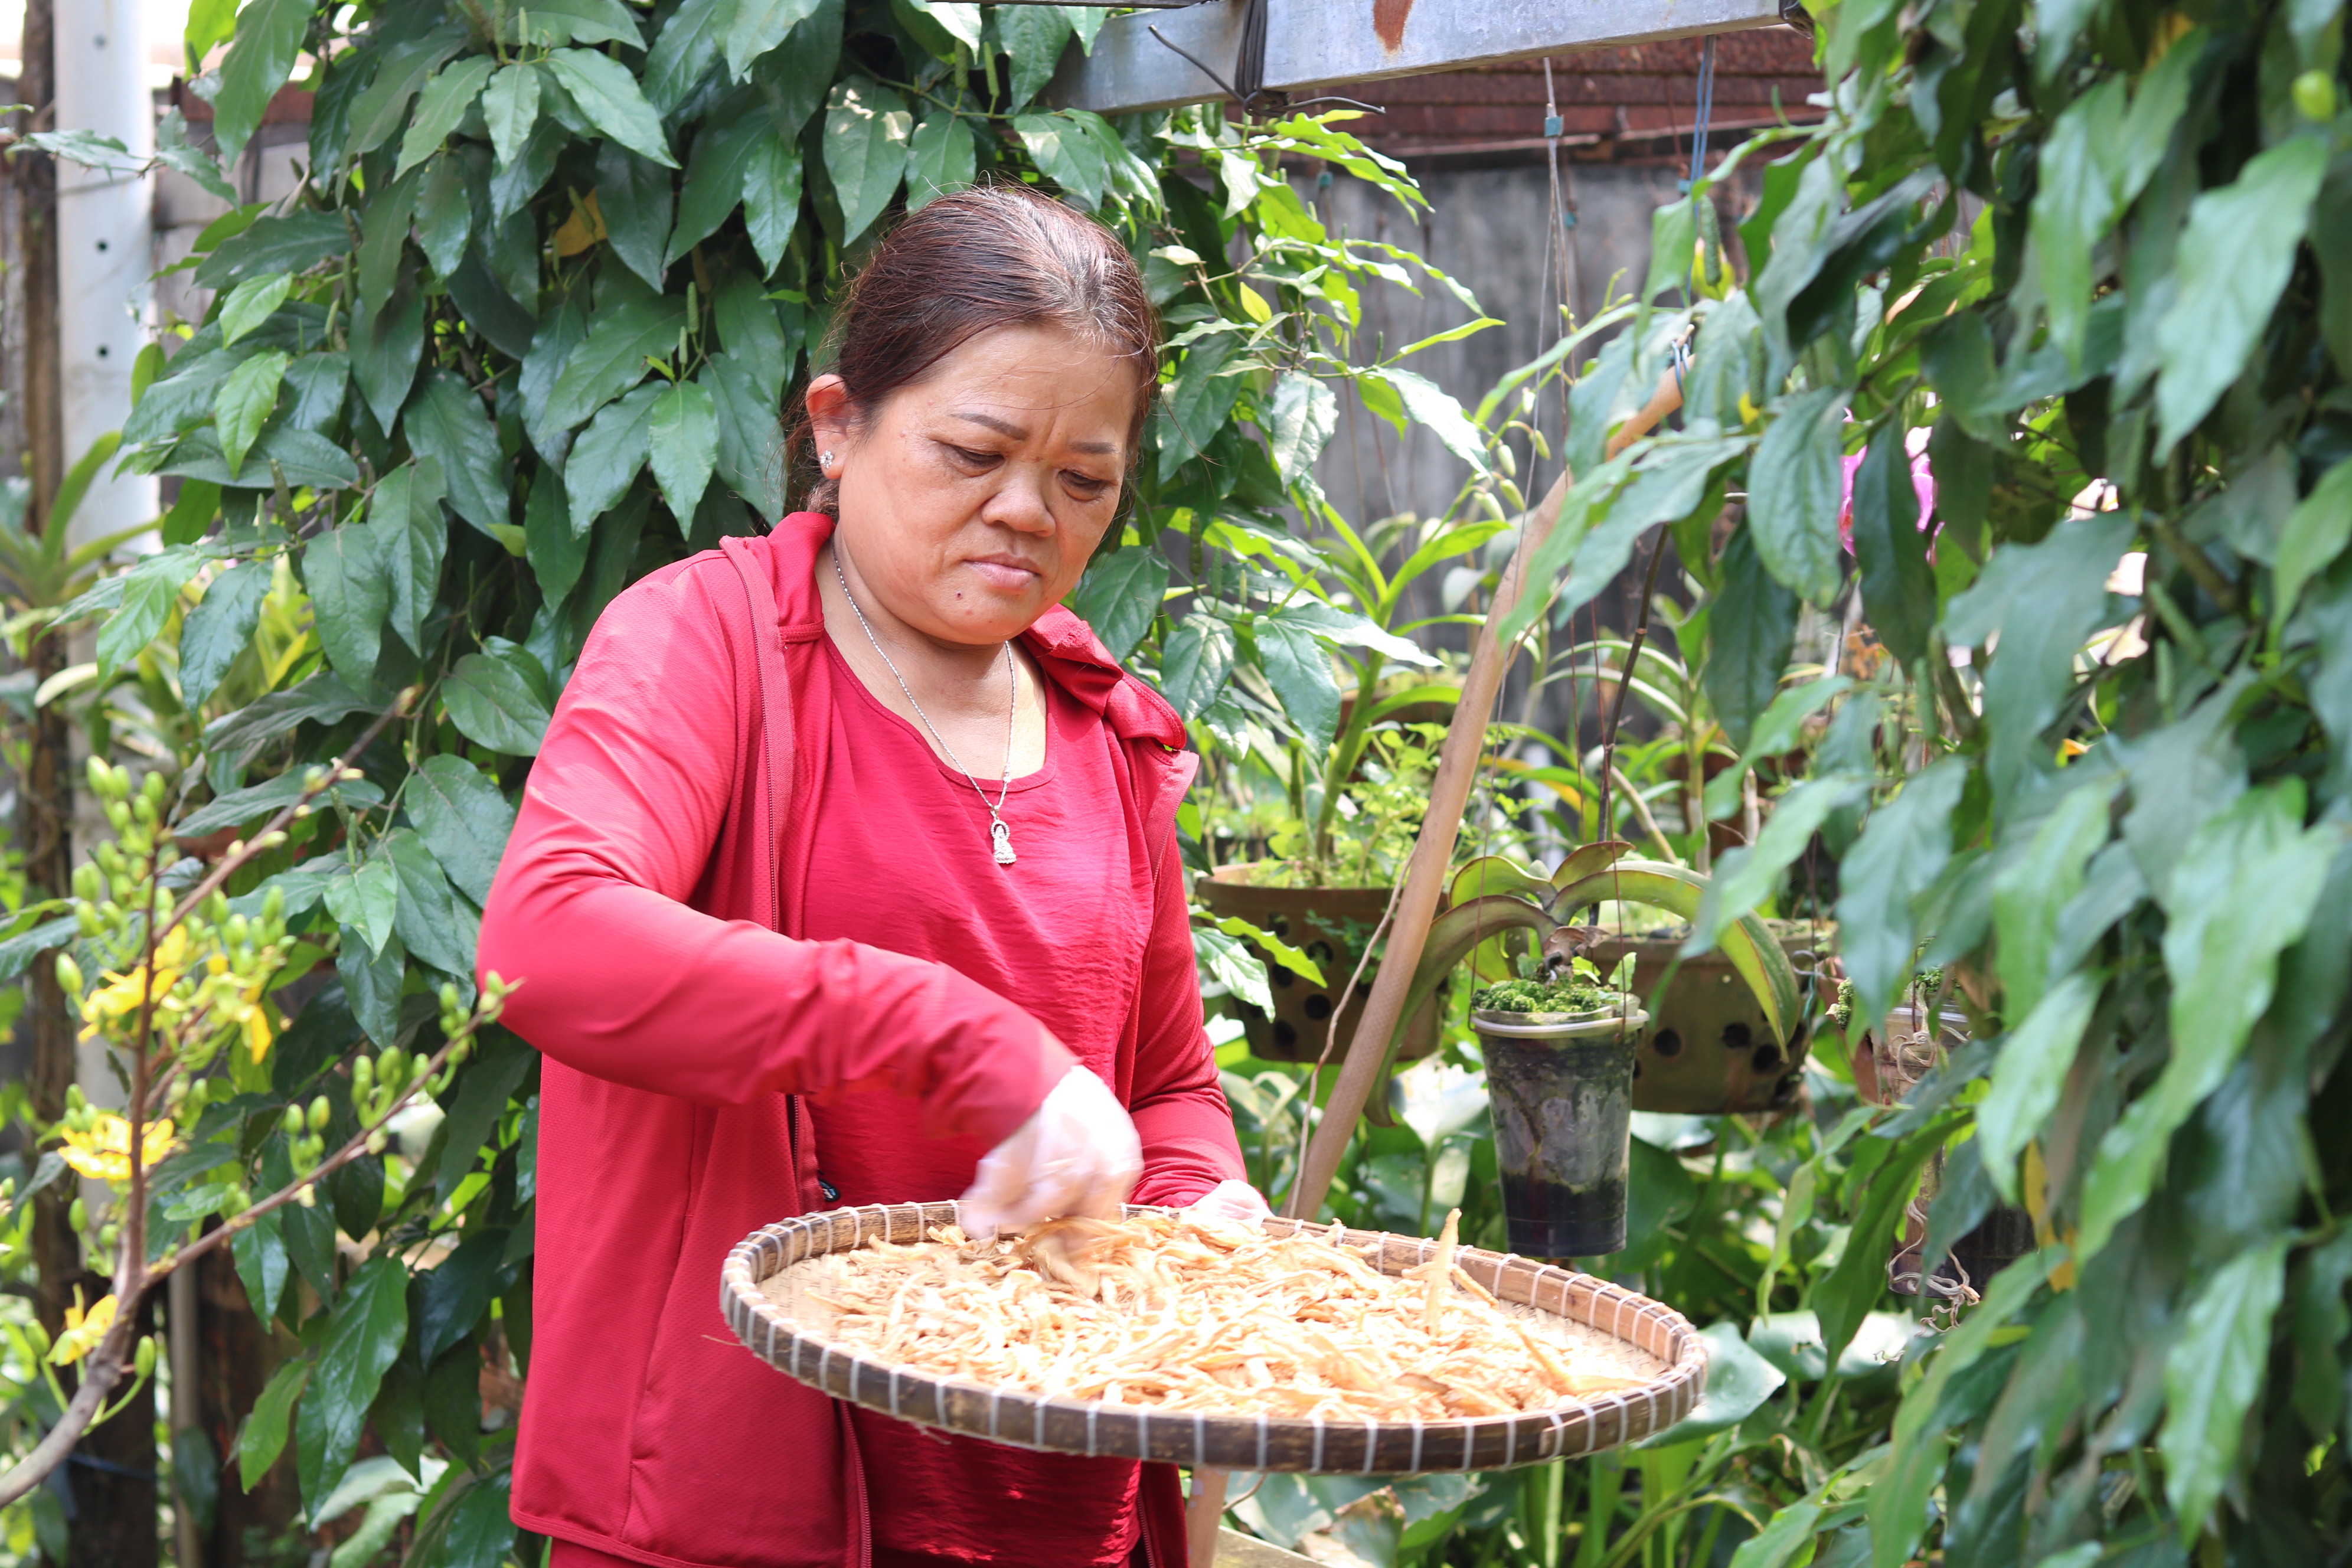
(1838, 424), (1936, 553)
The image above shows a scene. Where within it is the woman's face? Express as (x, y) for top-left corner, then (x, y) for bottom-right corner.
(807, 324), (1137, 648)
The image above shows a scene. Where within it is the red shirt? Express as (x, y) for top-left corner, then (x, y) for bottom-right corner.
(478, 515), (1242, 1568)
(807, 639), (1157, 1564)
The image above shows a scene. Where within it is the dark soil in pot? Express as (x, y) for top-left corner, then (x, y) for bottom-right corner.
(1474, 1005), (1650, 1260)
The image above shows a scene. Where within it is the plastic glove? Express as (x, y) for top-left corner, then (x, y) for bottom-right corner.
(1182, 1179), (1272, 1227)
(959, 1065), (1142, 1239)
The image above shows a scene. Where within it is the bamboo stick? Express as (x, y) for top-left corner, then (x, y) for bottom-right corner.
(1282, 369), (1685, 1225)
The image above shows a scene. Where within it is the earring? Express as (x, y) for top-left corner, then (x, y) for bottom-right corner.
(819, 450), (837, 471)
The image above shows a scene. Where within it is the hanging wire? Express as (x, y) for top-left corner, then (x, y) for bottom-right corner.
(1686, 35), (1719, 192)
(1145, 0), (1386, 117)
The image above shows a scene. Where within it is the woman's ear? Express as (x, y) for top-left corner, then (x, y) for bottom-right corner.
(805, 374), (855, 465)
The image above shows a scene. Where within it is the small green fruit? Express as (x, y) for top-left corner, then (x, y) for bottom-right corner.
(306, 1096), (331, 1133)
(135, 1337), (156, 1379)
(2296, 69), (2340, 122)
(281, 1105), (305, 1137)
(67, 1198), (86, 1233)
(53, 955), (81, 997)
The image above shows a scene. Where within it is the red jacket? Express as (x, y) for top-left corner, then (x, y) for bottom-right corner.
(478, 512), (1242, 1568)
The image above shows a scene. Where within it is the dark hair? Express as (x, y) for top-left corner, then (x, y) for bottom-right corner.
(789, 184), (1161, 516)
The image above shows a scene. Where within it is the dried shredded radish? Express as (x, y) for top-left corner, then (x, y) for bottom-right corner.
(767, 1210), (1658, 1422)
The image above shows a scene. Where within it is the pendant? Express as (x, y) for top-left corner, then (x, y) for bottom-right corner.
(991, 819), (1017, 866)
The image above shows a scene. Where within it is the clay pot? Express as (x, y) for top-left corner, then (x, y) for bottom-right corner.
(1194, 864), (1444, 1066)
(1585, 922), (1830, 1114)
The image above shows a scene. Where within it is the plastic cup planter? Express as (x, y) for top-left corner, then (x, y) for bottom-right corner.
(1473, 996), (1651, 1260)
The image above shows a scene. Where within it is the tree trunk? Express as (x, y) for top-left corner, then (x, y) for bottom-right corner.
(63, 1288), (156, 1568)
(197, 1246), (301, 1567)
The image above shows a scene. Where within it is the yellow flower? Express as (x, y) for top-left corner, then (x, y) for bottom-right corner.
(58, 1114), (177, 1184)
(78, 927), (193, 1042)
(50, 1289), (115, 1365)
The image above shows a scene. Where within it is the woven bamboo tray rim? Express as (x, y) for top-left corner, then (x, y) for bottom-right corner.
(720, 1202), (1708, 1474)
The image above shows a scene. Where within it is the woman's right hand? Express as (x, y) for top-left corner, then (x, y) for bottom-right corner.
(958, 1060), (1141, 1239)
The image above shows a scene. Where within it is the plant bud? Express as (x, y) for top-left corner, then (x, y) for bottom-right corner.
(2294, 69), (2338, 122)
(352, 1056), (374, 1094)
(143, 770), (166, 805)
(86, 756), (110, 797)
(280, 1105), (304, 1137)
(25, 1322), (48, 1358)
(66, 1085), (85, 1112)
(73, 863), (100, 902)
(135, 1337), (156, 1380)
(54, 955), (82, 997)
(262, 886), (285, 926)
(104, 801), (129, 833)
(365, 1129), (388, 1157)
(98, 1223), (117, 1250)
(67, 1198), (86, 1233)
(306, 1096), (331, 1133)
(76, 906), (102, 939)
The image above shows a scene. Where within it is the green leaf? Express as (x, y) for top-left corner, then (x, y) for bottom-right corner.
(402, 371), (509, 540)
(338, 928), (407, 1048)
(644, 0), (730, 112)
(1835, 758), (1967, 1027)
(177, 769), (386, 839)
(540, 293), (685, 435)
(741, 134), (803, 275)
(1644, 198), (1700, 304)
(726, 0), (823, 80)
(1640, 1322), (1786, 1448)
(566, 383), (661, 534)
(2030, 77), (2127, 367)
(324, 855), (402, 959)
(2272, 459), (2352, 637)
(1869, 1253), (2052, 1568)
(394, 55), (495, 180)
(1161, 334), (1243, 479)
(705, 355), (786, 522)
(1159, 612), (1234, 721)
(231, 1210), (289, 1325)
(1726, 1502), (1819, 1568)
(179, 560), (273, 708)
(416, 1231), (512, 1366)
(826, 79), (912, 244)
(668, 112), (765, 264)
(96, 549), (205, 683)
(436, 1031), (537, 1201)
(1014, 110), (1105, 209)
(2077, 782), (2331, 1261)
(906, 109), (976, 211)
(1690, 776), (1871, 952)
(408, 755), (517, 907)
(193, 208), (351, 292)
(295, 1256), (410, 1518)
(1366, 367), (1490, 478)
(341, 26), (471, 167)
(440, 1469), (518, 1568)
(213, 349), (290, 479)
(597, 142), (676, 292)
(1256, 619), (1341, 753)
(1265, 372), (1339, 485)
(713, 269), (793, 401)
(213, 0), (310, 166)
(1945, 515), (2134, 796)
(504, 0), (643, 47)
(999, 5), (1074, 111)
(1990, 781), (2112, 1023)
(1069, 547), (1168, 663)
(1706, 525), (1798, 751)
(542, 48), (677, 168)
(304, 525), (389, 683)
(238, 1357), (309, 1491)
(1975, 970), (2101, 1202)
(369, 458), (449, 655)
(648, 380), (718, 522)
(1193, 926), (1273, 1016)
(2155, 135), (2330, 452)
(350, 271), (427, 432)
(524, 469), (589, 605)
(218, 272), (294, 346)
(444, 651), (554, 757)
(1848, 424), (1935, 670)
(412, 153), (472, 279)
(2161, 1239), (2289, 1536)
(482, 63), (543, 169)
(1747, 386), (1847, 605)
(384, 827), (477, 984)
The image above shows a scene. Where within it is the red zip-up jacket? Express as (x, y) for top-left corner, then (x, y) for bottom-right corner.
(478, 511), (1242, 1567)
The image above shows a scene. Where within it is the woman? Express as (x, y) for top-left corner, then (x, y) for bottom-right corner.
(478, 187), (1258, 1568)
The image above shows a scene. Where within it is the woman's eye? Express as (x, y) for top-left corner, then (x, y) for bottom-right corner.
(946, 445), (1000, 468)
(1062, 472), (1113, 499)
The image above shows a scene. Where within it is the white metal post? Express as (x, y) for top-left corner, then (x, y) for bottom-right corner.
(54, 0), (158, 550)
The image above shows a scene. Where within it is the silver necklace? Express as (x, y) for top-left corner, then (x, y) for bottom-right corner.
(831, 545), (1020, 866)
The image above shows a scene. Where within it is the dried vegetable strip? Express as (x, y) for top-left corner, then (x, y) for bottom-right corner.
(783, 1210), (1658, 1422)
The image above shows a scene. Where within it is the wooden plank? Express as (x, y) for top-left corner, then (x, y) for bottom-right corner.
(1044, 0), (1790, 115)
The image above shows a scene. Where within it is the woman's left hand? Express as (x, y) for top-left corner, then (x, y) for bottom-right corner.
(1182, 1180), (1272, 1226)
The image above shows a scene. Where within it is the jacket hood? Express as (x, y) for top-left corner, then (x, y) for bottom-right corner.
(758, 511), (1187, 752)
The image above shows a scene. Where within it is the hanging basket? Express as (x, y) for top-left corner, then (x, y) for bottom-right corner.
(720, 1203), (1707, 1474)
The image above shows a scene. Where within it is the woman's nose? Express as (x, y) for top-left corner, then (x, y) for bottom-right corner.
(984, 467), (1057, 535)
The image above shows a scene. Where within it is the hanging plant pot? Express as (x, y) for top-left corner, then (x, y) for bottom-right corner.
(1472, 1001), (1650, 1259)
(1197, 864), (1445, 1066)
(1586, 920), (1834, 1115)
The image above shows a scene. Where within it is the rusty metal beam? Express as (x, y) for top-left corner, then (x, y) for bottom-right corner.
(1043, 0), (1791, 115)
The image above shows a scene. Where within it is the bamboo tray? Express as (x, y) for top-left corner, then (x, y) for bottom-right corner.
(720, 1203), (1708, 1473)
